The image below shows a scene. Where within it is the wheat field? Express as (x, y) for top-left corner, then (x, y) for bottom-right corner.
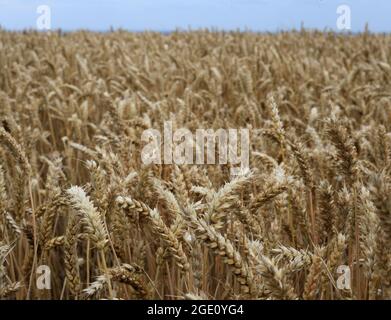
(0, 29), (390, 300)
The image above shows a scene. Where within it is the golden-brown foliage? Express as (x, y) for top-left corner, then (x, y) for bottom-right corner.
(0, 30), (390, 300)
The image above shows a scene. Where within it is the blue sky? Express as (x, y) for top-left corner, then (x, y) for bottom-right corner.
(0, 0), (389, 32)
